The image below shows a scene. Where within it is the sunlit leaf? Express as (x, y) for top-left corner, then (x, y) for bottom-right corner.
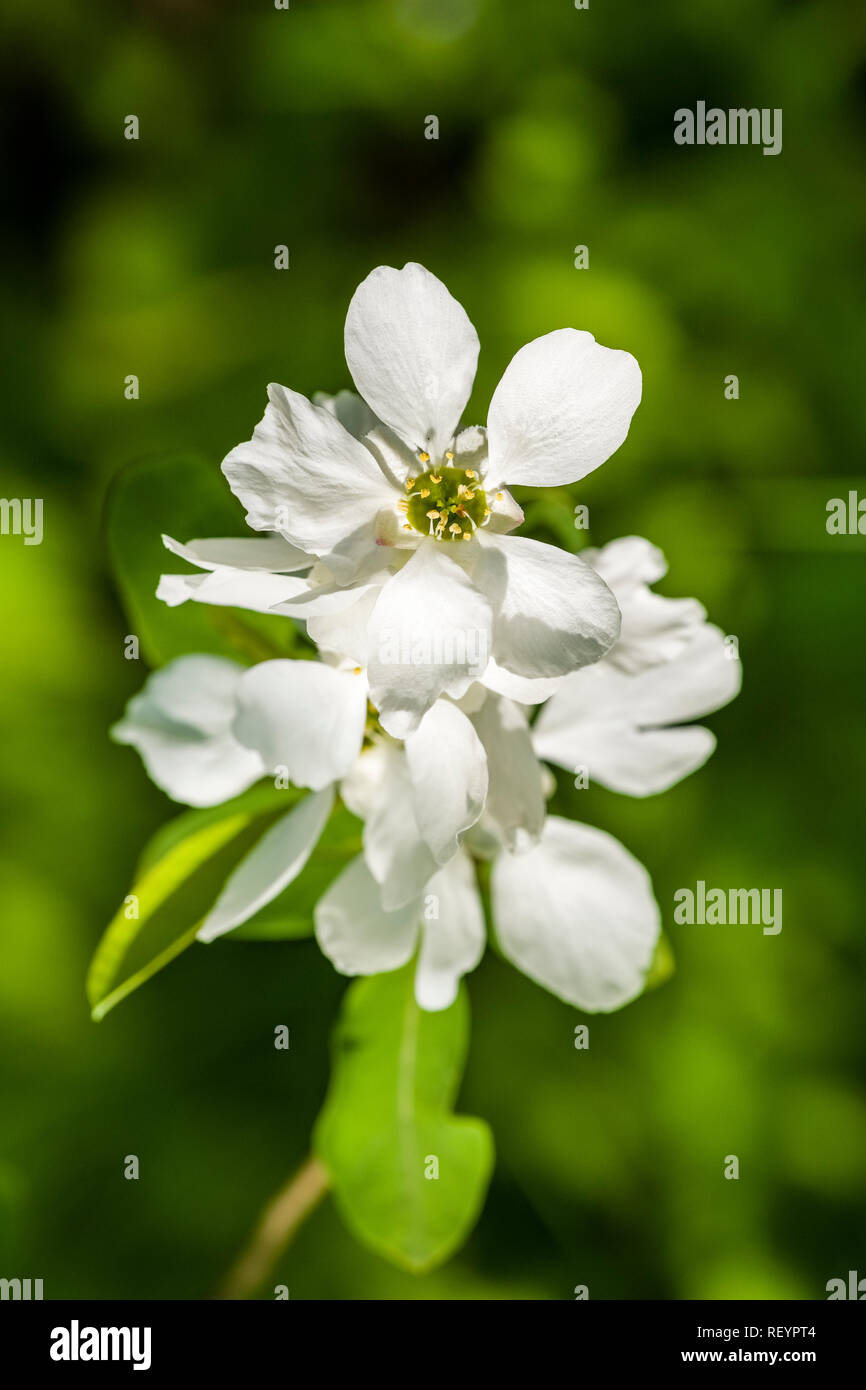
(314, 964), (494, 1272)
(87, 784), (295, 1020)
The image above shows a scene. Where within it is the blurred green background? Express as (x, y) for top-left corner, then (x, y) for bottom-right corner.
(2, 0), (865, 1299)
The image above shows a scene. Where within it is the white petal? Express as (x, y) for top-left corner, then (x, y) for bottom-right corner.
(478, 657), (565, 705)
(586, 536), (705, 674)
(491, 816), (660, 1012)
(197, 787), (333, 942)
(341, 743), (438, 910)
(471, 694), (545, 852)
(344, 262), (479, 459)
(405, 701), (488, 864)
(532, 625), (741, 796)
(473, 531), (620, 679)
(306, 581), (383, 667)
(162, 533), (311, 573)
(367, 541), (493, 737)
(558, 721), (717, 797)
(535, 690), (718, 795)
(453, 424), (487, 470)
(269, 571), (388, 619)
(611, 588), (706, 675)
(131, 654), (243, 733)
(157, 568), (314, 613)
(315, 853), (420, 977)
(312, 389), (380, 440)
(361, 423), (420, 490)
(232, 661), (366, 791)
(583, 534), (667, 591)
(415, 851), (485, 1011)
(485, 328), (642, 489)
(222, 384), (397, 582)
(111, 656), (264, 807)
(485, 486), (525, 535)
(635, 624), (742, 726)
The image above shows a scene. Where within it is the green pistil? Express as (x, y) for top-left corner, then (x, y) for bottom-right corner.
(404, 466), (488, 542)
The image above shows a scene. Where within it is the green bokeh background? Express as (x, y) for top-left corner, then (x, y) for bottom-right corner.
(2, 0), (865, 1299)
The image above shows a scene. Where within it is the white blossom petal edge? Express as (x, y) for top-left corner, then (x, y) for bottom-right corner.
(491, 816), (661, 1012)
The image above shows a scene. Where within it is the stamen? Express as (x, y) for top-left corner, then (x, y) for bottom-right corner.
(418, 452), (430, 463)
(465, 469), (477, 479)
(401, 463), (488, 543)
(406, 477), (415, 489)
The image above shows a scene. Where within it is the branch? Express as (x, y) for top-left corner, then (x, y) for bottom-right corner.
(217, 1155), (330, 1299)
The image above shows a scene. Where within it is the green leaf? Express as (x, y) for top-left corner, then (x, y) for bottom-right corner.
(314, 964), (494, 1272)
(136, 783), (300, 872)
(227, 802), (363, 940)
(87, 784), (295, 1020)
(104, 452), (303, 667)
(644, 930), (676, 993)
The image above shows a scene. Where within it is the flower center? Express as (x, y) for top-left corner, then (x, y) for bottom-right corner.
(402, 462), (489, 542)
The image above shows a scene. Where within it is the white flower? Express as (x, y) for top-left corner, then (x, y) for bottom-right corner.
(532, 536), (742, 795)
(112, 653), (367, 940)
(338, 687), (547, 911)
(156, 534), (316, 615)
(315, 816), (661, 1014)
(316, 686), (658, 1013)
(114, 648), (662, 1014)
(112, 655), (268, 807)
(582, 535), (707, 674)
(158, 262), (643, 736)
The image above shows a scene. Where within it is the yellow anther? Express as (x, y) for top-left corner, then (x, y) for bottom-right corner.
(484, 507), (491, 517)
(418, 452), (430, 463)
(465, 469), (477, 479)
(419, 487), (430, 498)
(445, 450), (454, 460)
(402, 523), (413, 530)
(462, 532), (472, 541)
(496, 491), (504, 500)
(426, 509), (440, 519)
(406, 477), (415, 490)
(448, 522), (462, 535)
(353, 666), (362, 674)
(430, 474), (441, 484)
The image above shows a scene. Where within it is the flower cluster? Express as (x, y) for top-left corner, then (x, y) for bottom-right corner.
(114, 264), (740, 1016)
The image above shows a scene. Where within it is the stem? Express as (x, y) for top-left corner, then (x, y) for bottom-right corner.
(217, 1155), (330, 1299)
